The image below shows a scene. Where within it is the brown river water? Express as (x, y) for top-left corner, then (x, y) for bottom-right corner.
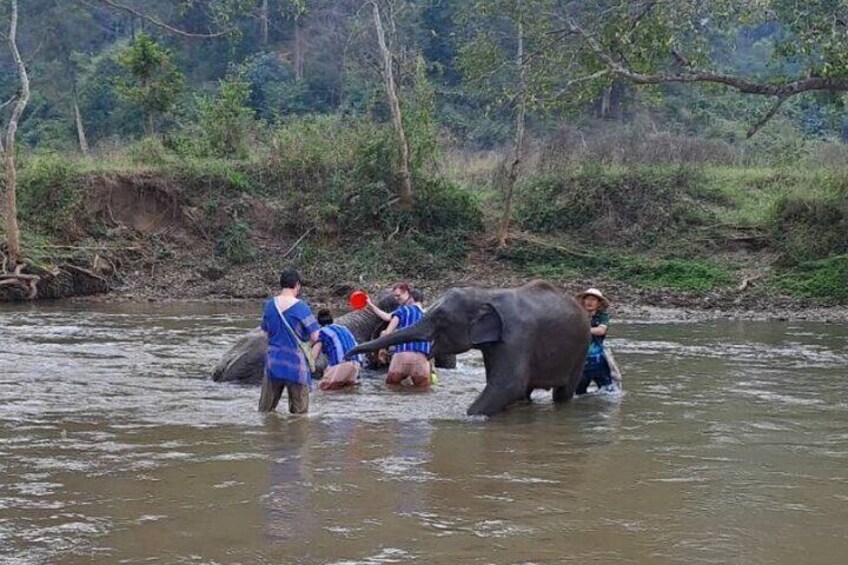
(1, 301), (846, 564)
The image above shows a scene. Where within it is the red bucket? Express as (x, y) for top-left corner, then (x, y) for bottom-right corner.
(349, 290), (369, 310)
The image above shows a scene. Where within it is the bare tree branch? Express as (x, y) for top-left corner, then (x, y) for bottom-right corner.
(746, 95), (790, 139)
(543, 69), (609, 101)
(563, 18), (848, 135)
(567, 18), (848, 97)
(92, 0), (235, 39)
(0, 95), (16, 112)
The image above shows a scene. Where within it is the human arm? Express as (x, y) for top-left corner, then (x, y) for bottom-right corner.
(590, 312), (610, 337)
(382, 316), (400, 335)
(311, 339), (323, 360)
(367, 297), (393, 322)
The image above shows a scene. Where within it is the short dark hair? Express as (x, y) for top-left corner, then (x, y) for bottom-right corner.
(316, 308), (333, 326)
(411, 288), (424, 302)
(279, 269), (301, 289)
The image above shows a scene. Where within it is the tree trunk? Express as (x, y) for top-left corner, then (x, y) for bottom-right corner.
(72, 82), (89, 155)
(293, 13), (304, 81)
(371, 1), (414, 210)
(260, 0), (269, 45)
(4, 0), (31, 265)
(600, 83), (612, 118)
(497, 12), (526, 248)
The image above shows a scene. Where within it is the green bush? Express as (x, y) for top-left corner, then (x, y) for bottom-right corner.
(769, 177), (848, 263)
(775, 255), (848, 303)
(215, 219), (254, 264)
(127, 136), (173, 167)
(496, 240), (731, 292)
(195, 77), (257, 159)
(18, 156), (84, 236)
(613, 257), (733, 292)
(516, 164), (713, 247)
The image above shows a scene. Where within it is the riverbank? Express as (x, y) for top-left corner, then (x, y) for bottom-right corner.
(3, 140), (845, 313)
(69, 245), (848, 323)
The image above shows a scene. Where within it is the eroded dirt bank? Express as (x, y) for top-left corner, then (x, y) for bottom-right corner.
(6, 170), (846, 322)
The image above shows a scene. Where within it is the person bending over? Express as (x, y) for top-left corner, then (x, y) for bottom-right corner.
(366, 282), (432, 388)
(313, 308), (364, 391)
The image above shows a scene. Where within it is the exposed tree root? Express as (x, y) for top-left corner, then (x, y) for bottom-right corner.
(0, 247), (112, 301)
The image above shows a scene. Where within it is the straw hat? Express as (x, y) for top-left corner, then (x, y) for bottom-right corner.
(576, 288), (609, 310)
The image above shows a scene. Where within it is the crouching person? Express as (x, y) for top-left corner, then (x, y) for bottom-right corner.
(314, 308), (363, 391)
(259, 270), (320, 414)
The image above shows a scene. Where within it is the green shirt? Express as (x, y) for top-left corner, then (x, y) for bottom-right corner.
(590, 312), (610, 329)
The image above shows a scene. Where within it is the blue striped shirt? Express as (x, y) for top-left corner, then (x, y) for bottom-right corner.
(261, 299), (319, 385)
(319, 324), (363, 366)
(390, 304), (431, 355)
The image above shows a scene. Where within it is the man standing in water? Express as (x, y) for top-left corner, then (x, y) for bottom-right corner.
(366, 283), (432, 388)
(259, 270), (320, 413)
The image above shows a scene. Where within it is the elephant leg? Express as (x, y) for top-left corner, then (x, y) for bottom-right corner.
(467, 352), (529, 416)
(467, 381), (528, 416)
(554, 352), (587, 402)
(552, 386), (572, 403)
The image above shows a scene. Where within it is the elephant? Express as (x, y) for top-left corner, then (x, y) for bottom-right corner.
(346, 281), (590, 416)
(211, 292), (457, 384)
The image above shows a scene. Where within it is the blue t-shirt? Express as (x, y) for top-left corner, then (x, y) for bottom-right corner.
(390, 304), (431, 355)
(261, 298), (320, 385)
(319, 324), (363, 366)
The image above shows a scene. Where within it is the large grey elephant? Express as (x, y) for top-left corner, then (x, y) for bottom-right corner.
(211, 292), (457, 384)
(346, 281), (590, 416)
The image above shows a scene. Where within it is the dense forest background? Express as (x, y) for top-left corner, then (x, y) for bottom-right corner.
(0, 0), (846, 304)
(4, 0), (848, 154)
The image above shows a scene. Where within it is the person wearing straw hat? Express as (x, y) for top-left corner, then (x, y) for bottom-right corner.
(575, 287), (620, 394)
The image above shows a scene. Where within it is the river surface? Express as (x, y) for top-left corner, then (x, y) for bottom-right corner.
(1, 301), (846, 564)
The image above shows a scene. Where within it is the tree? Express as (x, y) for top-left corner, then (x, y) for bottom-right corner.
(459, 0), (545, 246)
(370, 0), (414, 209)
(2, 0), (30, 267)
(197, 76), (256, 157)
(528, 1), (848, 138)
(115, 33), (184, 135)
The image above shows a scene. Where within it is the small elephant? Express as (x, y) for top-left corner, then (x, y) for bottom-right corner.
(346, 281), (591, 416)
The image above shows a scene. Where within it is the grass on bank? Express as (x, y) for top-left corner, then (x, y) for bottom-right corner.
(7, 119), (848, 303)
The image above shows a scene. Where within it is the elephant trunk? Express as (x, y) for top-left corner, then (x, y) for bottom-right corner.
(347, 318), (436, 357)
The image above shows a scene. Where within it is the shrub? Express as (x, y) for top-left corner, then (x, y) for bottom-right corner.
(776, 255), (848, 303)
(215, 219), (254, 264)
(196, 77), (257, 159)
(18, 156), (84, 236)
(516, 164), (712, 247)
(613, 257), (733, 292)
(770, 177), (848, 264)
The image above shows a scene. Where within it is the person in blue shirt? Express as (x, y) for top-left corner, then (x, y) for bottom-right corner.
(258, 270), (320, 413)
(313, 308), (364, 391)
(366, 282), (432, 388)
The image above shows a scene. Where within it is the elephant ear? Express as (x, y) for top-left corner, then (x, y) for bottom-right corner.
(470, 303), (503, 346)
